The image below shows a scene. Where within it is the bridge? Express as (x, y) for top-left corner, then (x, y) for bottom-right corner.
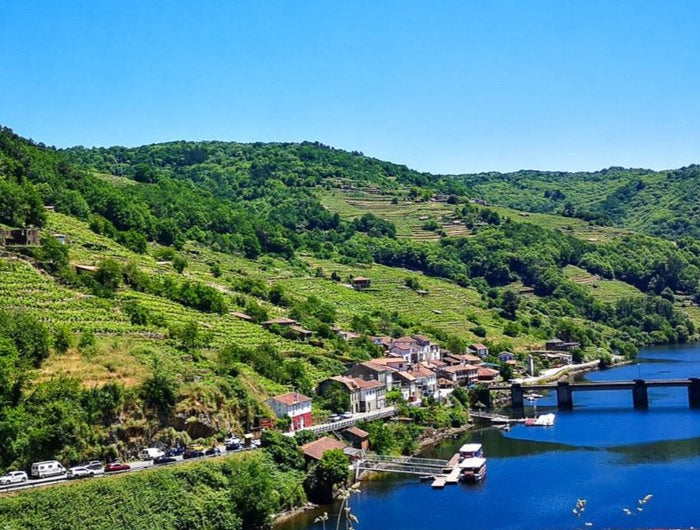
(486, 378), (700, 411)
(298, 406), (396, 435)
(355, 454), (450, 479)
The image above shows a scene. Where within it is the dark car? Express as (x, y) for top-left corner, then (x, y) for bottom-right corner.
(104, 462), (131, 473)
(154, 455), (177, 465)
(84, 460), (103, 471)
(204, 447), (221, 457)
(182, 449), (204, 460)
(165, 447), (184, 457)
(226, 442), (242, 451)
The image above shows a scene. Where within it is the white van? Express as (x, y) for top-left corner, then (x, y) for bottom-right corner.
(140, 448), (164, 460)
(31, 460), (66, 479)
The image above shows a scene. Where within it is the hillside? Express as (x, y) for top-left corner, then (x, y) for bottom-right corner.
(0, 124), (699, 474)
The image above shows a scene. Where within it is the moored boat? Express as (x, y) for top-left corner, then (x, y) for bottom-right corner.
(458, 457), (487, 482)
(458, 443), (484, 458)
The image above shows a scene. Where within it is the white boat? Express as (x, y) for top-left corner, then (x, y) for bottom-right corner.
(458, 457), (487, 482)
(525, 413), (556, 426)
(458, 443), (484, 458)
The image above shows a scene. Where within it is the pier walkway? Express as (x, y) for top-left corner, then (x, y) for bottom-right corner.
(356, 454), (450, 477)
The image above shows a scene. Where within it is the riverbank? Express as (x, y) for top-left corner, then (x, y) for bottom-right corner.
(272, 503), (319, 527)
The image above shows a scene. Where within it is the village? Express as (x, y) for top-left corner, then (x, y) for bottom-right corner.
(264, 327), (581, 462)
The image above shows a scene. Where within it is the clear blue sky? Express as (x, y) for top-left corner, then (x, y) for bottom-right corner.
(2, 1), (699, 174)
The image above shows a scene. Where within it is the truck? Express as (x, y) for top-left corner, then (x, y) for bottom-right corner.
(140, 448), (165, 460)
(31, 460), (66, 479)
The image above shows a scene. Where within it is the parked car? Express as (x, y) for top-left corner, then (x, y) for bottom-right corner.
(183, 449), (204, 460)
(104, 462), (130, 473)
(165, 447), (184, 457)
(224, 435), (241, 446)
(328, 414), (341, 422)
(84, 460), (103, 471)
(67, 466), (93, 480)
(30, 460), (66, 479)
(226, 442), (242, 451)
(341, 411), (353, 419)
(0, 471), (28, 485)
(204, 447), (221, 456)
(153, 455), (176, 465)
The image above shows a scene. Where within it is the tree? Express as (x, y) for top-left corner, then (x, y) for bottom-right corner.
(95, 259), (122, 291)
(317, 381), (350, 414)
(37, 236), (69, 274)
(260, 429), (304, 472)
(140, 371), (178, 424)
(172, 255), (187, 274)
(52, 325), (73, 354)
(305, 448), (350, 503)
(501, 290), (520, 320)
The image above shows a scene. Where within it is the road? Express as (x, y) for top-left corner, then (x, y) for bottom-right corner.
(0, 444), (254, 495)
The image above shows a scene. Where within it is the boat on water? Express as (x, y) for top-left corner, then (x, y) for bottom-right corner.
(458, 457), (487, 482)
(524, 392), (544, 401)
(525, 412), (556, 426)
(458, 443), (484, 458)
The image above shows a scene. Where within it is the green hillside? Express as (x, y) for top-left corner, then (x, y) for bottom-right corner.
(0, 123), (699, 476)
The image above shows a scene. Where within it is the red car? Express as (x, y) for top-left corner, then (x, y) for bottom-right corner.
(104, 462), (131, 473)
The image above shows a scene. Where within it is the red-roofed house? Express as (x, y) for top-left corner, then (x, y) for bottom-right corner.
(318, 376), (387, 413)
(301, 436), (348, 461)
(468, 343), (489, 358)
(438, 364), (479, 386)
(477, 367), (500, 382)
(266, 392), (313, 432)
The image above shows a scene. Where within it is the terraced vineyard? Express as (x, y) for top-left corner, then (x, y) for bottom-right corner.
(0, 258), (134, 334)
(318, 190), (468, 240)
(318, 189), (634, 244)
(281, 257), (549, 349)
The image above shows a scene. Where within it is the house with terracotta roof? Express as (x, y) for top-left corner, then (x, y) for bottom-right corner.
(393, 370), (418, 401)
(266, 392), (313, 432)
(347, 360), (396, 391)
(342, 426), (370, 451)
(300, 436), (348, 461)
(371, 336), (394, 350)
(411, 363), (438, 395)
(389, 335), (440, 363)
(468, 343), (489, 358)
(318, 376), (386, 414)
(438, 364), (479, 386)
(477, 366), (500, 382)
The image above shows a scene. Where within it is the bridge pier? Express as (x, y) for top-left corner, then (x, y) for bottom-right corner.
(511, 383), (524, 412)
(556, 382), (573, 411)
(632, 379), (648, 410)
(688, 378), (700, 409)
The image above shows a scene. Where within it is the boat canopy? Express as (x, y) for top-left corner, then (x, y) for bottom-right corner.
(459, 457), (486, 469)
(459, 443), (483, 455)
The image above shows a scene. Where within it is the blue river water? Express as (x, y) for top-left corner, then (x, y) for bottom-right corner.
(278, 344), (700, 529)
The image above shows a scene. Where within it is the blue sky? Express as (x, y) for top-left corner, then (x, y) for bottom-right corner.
(1, 1), (699, 174)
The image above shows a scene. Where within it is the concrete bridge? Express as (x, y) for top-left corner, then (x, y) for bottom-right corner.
(487, 378), (700, 411)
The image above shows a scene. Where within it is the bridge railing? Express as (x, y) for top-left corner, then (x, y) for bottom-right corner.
(299, 406), (396, 435)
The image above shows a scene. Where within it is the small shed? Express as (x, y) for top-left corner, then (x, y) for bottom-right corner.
(351, 277), (371, 290)
(342, 426), (370, 451)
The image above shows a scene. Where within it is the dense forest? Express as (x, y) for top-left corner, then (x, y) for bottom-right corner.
(1, 124), (700, 526)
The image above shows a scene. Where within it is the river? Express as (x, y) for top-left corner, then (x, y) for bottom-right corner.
(278, 344), (700, 529)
